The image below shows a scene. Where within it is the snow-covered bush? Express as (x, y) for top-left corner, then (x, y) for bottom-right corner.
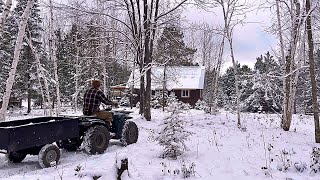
(159, 161), (196, 178)
(181, 161), (196, 178)
(155, 100), (192, 159)
(310, 147), (320, 174)
(195, 99), (207, 110)
(294, 161), (307, 173)
(276, 149), (291, 172)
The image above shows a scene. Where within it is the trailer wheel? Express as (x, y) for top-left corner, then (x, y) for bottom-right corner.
(83, 125), (110, 154)
(6, 151), (27, 163)
(56, 138), (82, 151)
(121, 121), (138, 146)
(38, 144), (60, 168)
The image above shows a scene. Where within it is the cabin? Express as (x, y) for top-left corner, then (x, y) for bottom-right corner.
(127, 66), (205, 106)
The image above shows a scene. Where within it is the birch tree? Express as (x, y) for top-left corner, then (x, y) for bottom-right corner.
(0, 0), (34, 121)
(273, 0), (307, 131)
(49, 0), (61, 115)
(215, 0), (250, 127)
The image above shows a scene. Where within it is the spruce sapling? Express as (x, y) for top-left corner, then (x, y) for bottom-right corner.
(155, 99), (192, 159)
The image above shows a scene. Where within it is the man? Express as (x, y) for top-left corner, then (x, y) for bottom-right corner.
(83, 79), (116, 124)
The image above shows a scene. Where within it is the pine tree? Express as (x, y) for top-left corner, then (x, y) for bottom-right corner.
(218, 65), (238, 110)
(12, 0), (43, 112)
(56, 29), (75, 104)
(155, 25), (196, 66)
(242, 52), (282, 113)
(296, 49), (320, 114)
(0, 15), (15, 98)
(155, 98), (192, 159)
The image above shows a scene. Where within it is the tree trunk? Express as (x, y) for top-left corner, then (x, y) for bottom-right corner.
(306, 0), (320, 143)
(211, 38), (225, 114)
(74, 29), (80, 113)
(281, 0), (301, 131)
(49, 0), (61, 116)
(0, 0), (34, 121)
(162, 65), (167, 111)
(143, 0), (151, 121)
(27, 83), (31, 114)
(228, 38), (241, 127)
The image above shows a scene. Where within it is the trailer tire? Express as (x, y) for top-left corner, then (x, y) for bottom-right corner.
(38, 144), (60, 168)
(56, 138), (82, 151)
(83, 125), (110, 154)
(121, 121), (138, 146)
(6, 151), (27, 163)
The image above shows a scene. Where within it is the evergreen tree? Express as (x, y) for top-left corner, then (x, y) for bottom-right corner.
(296, 49), (320, 114)
(155, 25), (196, 66)
(56, 29), (75, 104)
(218, 64), (252, 110)
(0, 15), (15, 98)
(243, 52), (282, 113)
(155, 98), (192, 159)
(12, 0), (43, 111)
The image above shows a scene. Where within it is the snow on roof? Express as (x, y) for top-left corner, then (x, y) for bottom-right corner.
(126, 66), (205, 90)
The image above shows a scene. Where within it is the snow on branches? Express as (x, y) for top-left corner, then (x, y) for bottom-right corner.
(155, 97), (192, 159)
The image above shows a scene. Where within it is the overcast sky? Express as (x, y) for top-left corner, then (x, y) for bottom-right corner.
(182, 3), (278, 71)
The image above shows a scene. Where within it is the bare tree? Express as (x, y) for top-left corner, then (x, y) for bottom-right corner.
(305, 0), (320, 143)
(49, 0), (61, 116)
(0, 0), (35, 121)
(215, 0), (250, 127)
(274, 0), (306, 131)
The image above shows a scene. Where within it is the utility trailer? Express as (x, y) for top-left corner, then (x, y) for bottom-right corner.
(0, 110), (138, 168)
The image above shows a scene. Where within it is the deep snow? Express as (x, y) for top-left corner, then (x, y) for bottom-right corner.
(0, 108), (320, 180)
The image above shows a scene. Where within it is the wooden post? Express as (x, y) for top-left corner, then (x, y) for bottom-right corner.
(117, 158), (128, 180)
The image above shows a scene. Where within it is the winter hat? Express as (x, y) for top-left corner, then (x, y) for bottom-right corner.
(91, 79), (101, 89)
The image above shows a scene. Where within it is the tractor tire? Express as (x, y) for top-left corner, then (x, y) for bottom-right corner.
(83, 125), (110, 154)
(56, 138), (82, 152)
(6, 151), (27, 163)
(38, 144), (60, 168)
(121, 121), (138, 146)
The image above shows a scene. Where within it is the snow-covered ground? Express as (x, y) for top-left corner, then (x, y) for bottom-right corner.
(0, 108), (320, 180)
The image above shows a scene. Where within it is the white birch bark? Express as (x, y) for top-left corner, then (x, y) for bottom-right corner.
(24, 34), (52, 116)
(218, 0), (245, 127)
(74, 31), (80, 112)
(0, 0), (34, 121)
(0, 0), (12, 34)
(49, 0), (61, 116)
(280, 0), (303, 130)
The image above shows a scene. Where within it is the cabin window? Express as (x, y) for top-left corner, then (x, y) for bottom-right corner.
(181, 90), (190, 98)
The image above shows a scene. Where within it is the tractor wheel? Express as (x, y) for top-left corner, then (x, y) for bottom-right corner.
(56, 138), (82, 152)
(38, 144), (60, 168)
(83, 125), (110, 154)
(6, 151), (27, 163)
(121, 121), (138, 146)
